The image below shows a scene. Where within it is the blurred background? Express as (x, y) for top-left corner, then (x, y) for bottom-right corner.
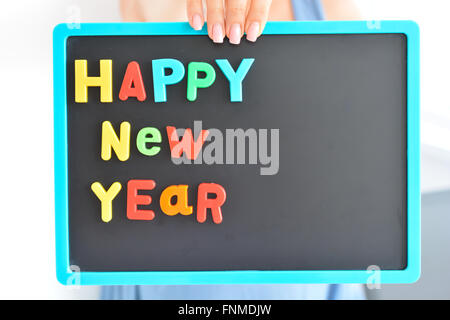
(0, 0), (448, 299)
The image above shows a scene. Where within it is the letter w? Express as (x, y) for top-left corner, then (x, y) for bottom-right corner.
(166, 126), (209, 160)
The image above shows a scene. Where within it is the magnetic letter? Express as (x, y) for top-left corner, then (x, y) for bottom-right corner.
(160, 185), (193, 216)
(91, 181), (122, 223)
(75, 59), (112, 103)
(187, 62), (216, 101)
(197, 183), (227, 224)
(216, 58), (254, 102)
(101, 121), (131, 161)
(152, 59), (185, 103)
(166, 126), (209, 160)
(119, 61), (147, 101)
(127, 180), (156, 220)
(136, 127), (162, 156)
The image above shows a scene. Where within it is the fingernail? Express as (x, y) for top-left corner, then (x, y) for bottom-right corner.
(229, 23), (241, 45)
(212, 23), (224, 43)
(246, 22), (260, 42)
(192, 14), (203, 30)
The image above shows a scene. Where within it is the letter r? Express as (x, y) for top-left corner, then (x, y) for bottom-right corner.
(197, 183), (227, 224)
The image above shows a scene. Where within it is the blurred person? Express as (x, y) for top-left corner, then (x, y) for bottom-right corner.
(102, 0), (365, 300)
(121, 0), (360, 43)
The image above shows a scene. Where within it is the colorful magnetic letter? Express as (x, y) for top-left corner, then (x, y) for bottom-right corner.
(197, 183), (227, 224)
(152, 58), (185, 103)
(91, 182), (122, 223)
(101, 121), (131, 161)
(136, 127), (162, 156)
(75, 59), (112, 103)
(216, 58), (254, 102)
(166, 126), (209, 160)
(187, 62), (216, 101)
(119, 61), (147, 101)
(160, 185), (193, 216)
(127, 180), (156, 220)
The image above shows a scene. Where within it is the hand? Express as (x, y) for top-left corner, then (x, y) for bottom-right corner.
(187, 0), (272, 44)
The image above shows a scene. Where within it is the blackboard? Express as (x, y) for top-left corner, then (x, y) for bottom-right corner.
(54, 21), (420, 285)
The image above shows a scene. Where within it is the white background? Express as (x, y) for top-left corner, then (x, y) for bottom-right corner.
(0, 0), (448, 299)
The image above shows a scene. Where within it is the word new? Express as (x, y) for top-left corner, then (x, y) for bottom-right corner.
(74, 58), (255, 103)
(100, 120), (279, 175)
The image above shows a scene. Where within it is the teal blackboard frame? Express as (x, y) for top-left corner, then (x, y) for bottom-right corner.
(53, 21), (420, 285)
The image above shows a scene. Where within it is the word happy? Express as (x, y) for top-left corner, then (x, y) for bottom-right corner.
(74, 58), (255, 103)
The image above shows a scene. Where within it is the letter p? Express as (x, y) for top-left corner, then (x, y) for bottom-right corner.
(152, 58), (185, 103)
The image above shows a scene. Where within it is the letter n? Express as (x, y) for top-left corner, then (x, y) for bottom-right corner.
(101, 121), (131, 161)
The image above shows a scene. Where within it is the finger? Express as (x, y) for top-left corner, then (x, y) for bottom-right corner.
(120, 0), (146, 22)
(245, 0), (272, 42)
(225, 0), (248, 45)
(206, 0), (226, 43)
(187, 0), (205, 30)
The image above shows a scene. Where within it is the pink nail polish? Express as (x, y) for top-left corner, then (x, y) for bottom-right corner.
(246, 22), (260, 42)
(229, 24), (241, 45)
(192, 14), (203, 30)
(212, 23), (224, 43)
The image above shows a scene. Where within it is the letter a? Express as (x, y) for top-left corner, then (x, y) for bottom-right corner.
(160, 185), (193, 216)
(119, 61), (147, 101)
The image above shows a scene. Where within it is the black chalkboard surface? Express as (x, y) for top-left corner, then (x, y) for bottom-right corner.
(65, 33), (407, 273)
